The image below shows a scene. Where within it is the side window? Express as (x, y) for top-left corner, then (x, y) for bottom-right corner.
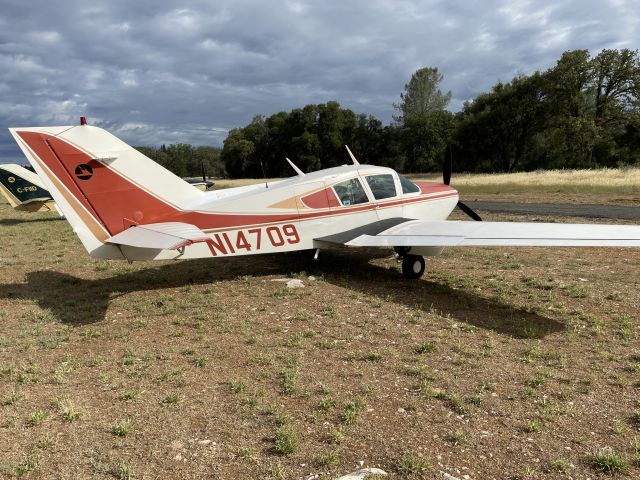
(333, 178), (369, 206)
(399, 175), (420, 194)
(365, 174), (397, 200)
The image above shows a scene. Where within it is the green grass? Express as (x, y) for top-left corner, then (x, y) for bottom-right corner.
(111, 420), (132, 437)
(229, 380), (246, 394)
(546, 458), (574, 473)
(273, 426), (299, 455)
(318, 396), (336, 411)
(1, 391), (21, 406)
(415, 341), (437, 354)
(591, 447), (628, 474)
(328, 428), (347, 444)
(524, 419), (543, 433)
(397, 452), (430, 477)
(342, 398), (366, 426)
(14, 455), (38, 477)
(56, 397), (81, 422)
(26, 410), (47, 427)
(314, 451), (337, 467)
(113, 462), (135, 480)
(163, 393), (181, 405)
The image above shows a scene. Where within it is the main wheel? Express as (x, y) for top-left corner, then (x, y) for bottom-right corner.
(402, 254), (425, 279)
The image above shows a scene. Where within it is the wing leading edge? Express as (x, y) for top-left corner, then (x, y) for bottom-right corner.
(345, 220), (640, 248)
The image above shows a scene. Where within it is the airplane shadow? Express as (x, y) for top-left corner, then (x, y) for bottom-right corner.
(318, 251), (564, 339)
(0, 250), (563, 338)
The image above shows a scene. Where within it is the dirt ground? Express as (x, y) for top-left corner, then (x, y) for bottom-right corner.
(0, 199), (639, 480)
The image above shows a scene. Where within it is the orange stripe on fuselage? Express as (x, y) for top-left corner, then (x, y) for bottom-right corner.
(17, 131), (457, 238)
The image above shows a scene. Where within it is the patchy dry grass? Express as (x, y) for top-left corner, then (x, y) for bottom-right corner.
(411, 167), (640, 195)
(0, 200), (639, 478)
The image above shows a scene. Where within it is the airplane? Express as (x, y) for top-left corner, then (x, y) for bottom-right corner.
(8, 119), (640, 279)
(0, 163), (57, 213)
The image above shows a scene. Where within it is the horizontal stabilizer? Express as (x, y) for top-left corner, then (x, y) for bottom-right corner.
(107, 222), (210, 250)
(346, 220), (640, 248)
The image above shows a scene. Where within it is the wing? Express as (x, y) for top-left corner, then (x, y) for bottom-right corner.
(315, 217), (412, 245)
(345, 220), (640, 248)
(107, 222), (210, 250)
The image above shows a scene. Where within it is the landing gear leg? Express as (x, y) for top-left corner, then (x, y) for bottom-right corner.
(401, 254), (425, 279)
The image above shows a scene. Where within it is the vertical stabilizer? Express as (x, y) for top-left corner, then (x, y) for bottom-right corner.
(9, 124), (204, 257)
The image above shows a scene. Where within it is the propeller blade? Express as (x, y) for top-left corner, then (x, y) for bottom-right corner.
(457, 201), (482, 221)
(200, 159), (206, 182)
(443, 144), (452, 185)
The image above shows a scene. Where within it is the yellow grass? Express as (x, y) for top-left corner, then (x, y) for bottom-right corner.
(214, 168), (640, 195)
(411, 168), (640, 194)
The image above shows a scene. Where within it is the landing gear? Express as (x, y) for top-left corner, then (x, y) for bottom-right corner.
(401, 254), (425, 279)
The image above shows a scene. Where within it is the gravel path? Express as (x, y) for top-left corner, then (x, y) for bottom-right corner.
(467, 201), (640, 220)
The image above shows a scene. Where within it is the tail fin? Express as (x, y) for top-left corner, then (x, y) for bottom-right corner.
(0, 163), (54, 211)
(9, 124), (204, 257)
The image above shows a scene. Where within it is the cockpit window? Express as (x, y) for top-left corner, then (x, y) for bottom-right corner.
(333, 178), (369, 206)
(399, 175), (420, 194)
(365, 174), (397, 200)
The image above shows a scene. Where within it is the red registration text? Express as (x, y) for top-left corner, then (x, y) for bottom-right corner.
(205, 224), (300, 256)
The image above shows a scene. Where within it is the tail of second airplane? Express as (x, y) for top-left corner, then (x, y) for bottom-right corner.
(0, 163), (55, 212)
(9, 123), (204, 258)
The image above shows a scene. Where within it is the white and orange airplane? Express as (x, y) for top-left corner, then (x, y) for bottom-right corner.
(8, 119), (640, 278)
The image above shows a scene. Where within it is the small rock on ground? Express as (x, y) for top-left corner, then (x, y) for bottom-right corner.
(286, 279), (305, 289)
(335, 468), (387, 480)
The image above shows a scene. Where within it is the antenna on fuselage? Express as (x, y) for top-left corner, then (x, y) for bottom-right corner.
(259, 159), (268, 189)
(345, 145), (360, 165)
(285, 158), (305, 176)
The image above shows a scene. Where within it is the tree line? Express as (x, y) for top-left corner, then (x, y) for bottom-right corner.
(134, 144), (224, 178)
(138, 48), (640, 178)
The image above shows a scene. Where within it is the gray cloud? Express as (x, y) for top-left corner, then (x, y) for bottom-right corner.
(1, 0), (638, 162)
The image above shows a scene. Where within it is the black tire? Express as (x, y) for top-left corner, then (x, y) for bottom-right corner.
(402, 254), (425, 279)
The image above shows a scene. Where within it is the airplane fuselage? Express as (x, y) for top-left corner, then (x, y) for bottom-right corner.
(160, 165), (460, 261)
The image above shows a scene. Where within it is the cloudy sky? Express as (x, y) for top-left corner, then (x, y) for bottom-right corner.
(1, 0), (638, 162)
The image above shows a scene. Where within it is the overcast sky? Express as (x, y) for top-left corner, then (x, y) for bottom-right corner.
(1, 0), (638, 162)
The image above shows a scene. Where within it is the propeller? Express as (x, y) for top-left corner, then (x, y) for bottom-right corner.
(200, 159), (207, 183)
(443, 144), (482, 221)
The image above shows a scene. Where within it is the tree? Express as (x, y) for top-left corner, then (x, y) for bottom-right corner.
(393, 67), (452, 124)
(591, 48), (640, 127)
(455, 73), (547, 172)
(221, 129), (255, 178)
(401, 110), (455, 172)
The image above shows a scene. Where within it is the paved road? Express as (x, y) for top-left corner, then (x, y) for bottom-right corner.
(467, 201), (640, 220)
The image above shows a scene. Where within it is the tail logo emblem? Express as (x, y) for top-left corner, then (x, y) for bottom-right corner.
(75, 164), (93, 180)
(7, 176), (15, 183)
